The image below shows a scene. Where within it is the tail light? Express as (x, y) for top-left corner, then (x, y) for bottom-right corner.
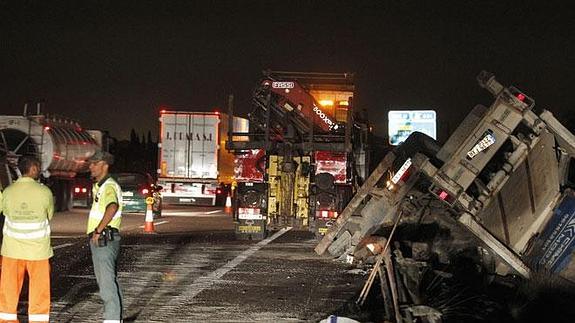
(216, 188), (222, 195)
(430, 185), (456, 204)
(74, 187), (88, 194)
(316, 210), (338, 219)
(141, 188), (149, 195)
(509, 87), (534, 110)
(202, 185), (217, 195)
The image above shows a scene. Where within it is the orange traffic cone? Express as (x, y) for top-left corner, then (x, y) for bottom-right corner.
(144, 201), (155, 233)
(224, 192), (232, 214)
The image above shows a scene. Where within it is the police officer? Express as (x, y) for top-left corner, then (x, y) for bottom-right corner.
(87, 151), (123, 323)
(0, 155), (53, 323)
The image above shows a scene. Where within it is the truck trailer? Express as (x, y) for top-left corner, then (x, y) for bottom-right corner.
(316, 72), (575, 322)
(157, 110), (248, 206)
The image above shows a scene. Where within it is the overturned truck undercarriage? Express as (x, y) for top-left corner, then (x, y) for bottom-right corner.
(316, 72), (575, 322)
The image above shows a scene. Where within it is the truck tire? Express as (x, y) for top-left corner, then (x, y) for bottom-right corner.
(53, 181), (63, 212)
(87, 190), (93, 208)
(65, 180), (74, 211)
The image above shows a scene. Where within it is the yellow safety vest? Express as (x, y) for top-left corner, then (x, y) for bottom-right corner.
(87, 176), (123, 233)
(1, 177), (54, 260)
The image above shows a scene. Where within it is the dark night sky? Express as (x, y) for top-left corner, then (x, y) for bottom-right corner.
(1, 0), (574, 141)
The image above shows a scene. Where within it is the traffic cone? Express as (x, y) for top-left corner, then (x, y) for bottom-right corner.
(144, 202), (155, 233)
(224, 192), (232, 214)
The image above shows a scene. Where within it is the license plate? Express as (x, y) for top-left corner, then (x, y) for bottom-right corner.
(238, 208), (263, 220)
(467, 131), (496, 160)
(391, 158), (412, 184)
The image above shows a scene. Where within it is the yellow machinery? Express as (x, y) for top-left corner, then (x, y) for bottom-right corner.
(267, 155), (311, 229)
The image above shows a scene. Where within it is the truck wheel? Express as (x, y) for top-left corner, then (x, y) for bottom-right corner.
(65, 181), (74, 211)
(53, 180), (73, 212)
(54, 181), (64, 212)
(86, 190), (93, 208)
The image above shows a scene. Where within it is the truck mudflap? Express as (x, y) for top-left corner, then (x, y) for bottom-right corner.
(526, 189), (575, 281)
(234, 182), (267, 240)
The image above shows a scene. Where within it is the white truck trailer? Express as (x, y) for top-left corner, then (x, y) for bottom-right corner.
(157, 111), (248, 206)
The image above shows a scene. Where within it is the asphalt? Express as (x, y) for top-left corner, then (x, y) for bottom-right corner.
(5, 206), (368, 322)
(50, 205), (236, 237)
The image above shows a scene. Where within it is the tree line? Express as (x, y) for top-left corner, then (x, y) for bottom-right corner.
(109, 129), (158, 177)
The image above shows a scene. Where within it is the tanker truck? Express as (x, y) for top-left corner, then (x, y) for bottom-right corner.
(0, 111), (101, 211)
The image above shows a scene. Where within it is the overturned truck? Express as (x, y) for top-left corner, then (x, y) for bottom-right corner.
(316, 72), (575, 322)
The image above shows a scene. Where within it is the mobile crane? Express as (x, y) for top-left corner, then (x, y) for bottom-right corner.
(227, 71), (371, 239)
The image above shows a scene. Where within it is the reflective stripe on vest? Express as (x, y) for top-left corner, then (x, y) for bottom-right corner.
(89, 179), (123, 221)
(0, 313), (17, 320)
(29, 314), (50, 322)
(3, 218), (50, 240)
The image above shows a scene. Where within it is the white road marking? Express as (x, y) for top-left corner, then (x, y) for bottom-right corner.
(163, 227), (292, 305)
(53, 227), (293, 321)
(138, 220), (169, 228)
(53, 243), (76, 250)
(64, 275), (96, 279)
(162, 211), (224, 217)
(52, 235), (86, 239)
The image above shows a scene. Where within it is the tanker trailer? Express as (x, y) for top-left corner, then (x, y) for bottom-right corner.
(0, 114), (100, 211)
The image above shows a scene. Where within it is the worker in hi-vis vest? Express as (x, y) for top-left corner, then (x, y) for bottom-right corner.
(0, 156), (54, 323)
(86, 151), (123, 323)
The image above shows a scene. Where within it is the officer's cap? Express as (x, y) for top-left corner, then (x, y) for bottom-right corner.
(88, 151), (115, 165)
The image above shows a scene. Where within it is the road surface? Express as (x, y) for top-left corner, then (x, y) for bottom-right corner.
(6, 205), (368, 322)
